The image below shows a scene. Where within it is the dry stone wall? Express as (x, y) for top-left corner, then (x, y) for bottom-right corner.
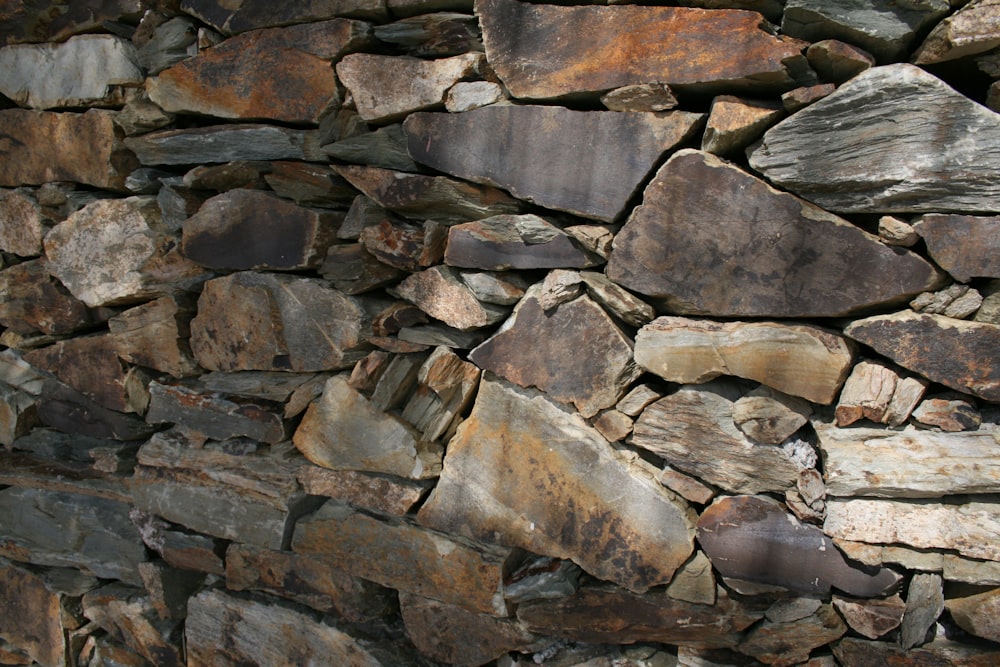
(2, 0), (1000, 665)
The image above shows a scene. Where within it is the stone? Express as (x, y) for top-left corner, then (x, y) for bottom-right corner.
(738, 603), (846, 667)
(749, 64), (1000, 214)
(183, 160), (271, 192)
(417, 377), (698, 593)
(631, 382), (805, 495)
(25, 335), (135, 413)
(914, 0), (1000, 64)
(901, 573), (944, 649)
(444, 214), (602, 269)
(461, 271), (527, 306)
(132, 513), (226, 576)
(833, 637), (1000, 666)
(878, 215), (920, 246)
(293, 501), (516, 616)
(81, 584), (183, 667)
(835, 360), (928, 427)
(324, 124), (420, 172)
(393, 265), (509, 331)
(0, 1), (145, 45)
(263, 162), (357, 207)
(0, 383), (36, 446)
(516, 585), (764, 649)
(912, 214), (1000, 282)
(322, 243), (405, 295)
(0, 188), (47, 256)
(503, 555), (582, 604)
(0, 109), (139, 190)
(398, 323), (487, 349)
(293, 375), (442, 479)
(296, 465), (433, 516)
(732, 386), (812, 444)
(196, 370), (326, 419)
(108, 295), (201, 378)
(697, 495), (901, 597)
(181, 189), (338, 271)
(137, 561), (204, 620)
(405, 105), (703, 222)
(701, 95), (784, 156)
(825, 498), (1000, 561)
(178, 0), (388, 33)
(478, 0), (811, 99)
(131, 432), (315, 550)
(944, 556), (1000, 585)
(834, 540), (946, 573)
(190, 271), (376, 372)
(601, 83), (678, 112)
(0, 486), (145, 584)
(673, 0), (785, 22)
(781, 0), (949, 62)
(635, 317), (855, 405)
(912, 396), (982, 431)
(577, 271), (657, 328)
(36, 380), (155, 442)
(592, 408), (633, 443)
(843, 311), (1000, 402)
(225, 544), (395, 622)
(609, 150), (944, 317)
(832, 594), (905, 639)
(335, 164), (524, 223)
(910, 285), (984, 320)
(184, 589), (393, 667)
(0, 35), (142, 109)
(135, 16), (198, 76)
(445, 80), (505, 112)
(565, 224), (615, 259)
(337, 52), (484, 123)
(659, 465), (716, 505)
(373, 12), (482, 57)
(617, 384), (663, 417)
(148, 21), (371, 123)
(469, 288), (642, 417)
(977, 280), (1000, 324)
(946, 586), (1000, 643)
(805, 39), (875, 83)
(44, 196), (208, 308)
(0, 260), (96, 336)
(116, 91), (176, 136)
(124, 124), (325, 165)
(360, 219), (446, 272)
(666, 551), (717, 606)
(781, 82), (836, 112)
(400, 345), (481, 441)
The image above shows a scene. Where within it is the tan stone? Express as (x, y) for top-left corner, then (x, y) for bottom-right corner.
(108, 295), (200, 378)
(0, 557), (76, 667)
(832, 594), (905, 639)
(701, 95), (784, 156)
(914, 0), (1000, 64)
(296, 465), (432, 516)
(393, 265), (509, 331)
(947, 586), (1000, 643)
(0, 189), (46, 256)
(806, 39), (875, 83)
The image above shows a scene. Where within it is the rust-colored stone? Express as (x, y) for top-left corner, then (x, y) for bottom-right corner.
(0, 260), (95, 336)
(25, 335), (130, 413)
(912, 213), (1000, 282)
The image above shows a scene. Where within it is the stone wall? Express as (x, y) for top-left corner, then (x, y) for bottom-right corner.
(2, 0), (1000, 665)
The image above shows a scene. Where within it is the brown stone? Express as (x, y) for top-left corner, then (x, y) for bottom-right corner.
(360, 219), (447, 272)
(190, 271), (376, 372)
(178, 0), (388, 34)
(879, 215), (920, 247)
(833, 637), (1000, 666)
(108, 295), (201, 378)
(0, 384), (36, 446)
(844, 311), (1000, 402)
(607, 150), (944, 318)
(137, 561), (204, 620)
(0, 260), (95, 336)
(913, 0), (1000, 64)
(697, 495), (901, 597)
(321, 243), (405, 295)
(132, 512), (226, 576)
(293, 501), (516, 616)
(912, 214), (1000, 282)
(296, 465), (432, 516)
(659, 465), (716, 505)
(404, 105), (703, 222)
(264, 161), (357, 207)
(912, 396), (982, 431)
(418, 377), (698, 593)
(0, 109), (139, 190)
(0, 188), (47, 256)
(781, 83), (836, 112)
(36, 380), (155, 442)
(399, 345), (480, 442)
(738, 603), (846, 667)
(806, 39), (875, 83)
(82, 584), (183, 667)
(601, 83), (678, 111)
(148, 20), (372, 123)
(832, 594), (905, 639)
(732, 386), (812, 445)
(701, 95), (784, 156)
(444, 214), (602, 270)
(181, 189), (339, 271)
(477, 0), (811, 99)
(946, 586), (1000, 643)
(0, 1), (144, 45)
(392, 265), (508, 331)
(25, 335), (133, 413)
(835, 360), (927, 427)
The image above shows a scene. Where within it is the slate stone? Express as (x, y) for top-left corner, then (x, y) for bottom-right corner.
(135, 16), (198, 76)
(912, 214), (1000, 282)
(781, 0), (949, 62)
(635, 317), (855, 404)
(148, 20), (373, 123)
(322, 243), (405, 295)
(417, 377), (698, 593)
(36, 380), (155, 442)
(25, 335), (133, 413)
(263, 162), (357, 208)
(913, 0), (1000, 64)
(0, 260), (95, 336)
(901, 573), (944, 649)
(0, 448), (132, 504)
(806, 39), (874, 83)
(782, 82), (836, 111)
(324, 124), (421, 172)
(0, 557), (82, 667)
(732, 386), (812, 445)
(737, 603), (847, 667)
(360, 219), (446, 272)
(81, 584), (184, 667)
(477, 0), (812, 99)
(698, 495), (901, 597)
(124, 124), (326, 165)
(373, 12), (482, 57)
(607, 149), (945, 317)
(178, 0), (388, 34)
(297, 465), (432, 516)
(445, 214), (602, 270)
(393, 265), (509, 331)
(108, 295), (201, 378)
(404, 105), (703, 222)
(946, 586), (1000, 644)
(833, 637), (1000, 666)
(189, 272), (376, 372)
(749, 64), (1000, 214)
(832, 594), (905, 640)
(0, 0), (144, 46)
(844, 311), (1000, 402)
(0, 109), (139, 190)
(701, 95), (784, 156)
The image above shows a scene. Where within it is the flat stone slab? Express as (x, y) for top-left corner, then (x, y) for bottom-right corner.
(914, 0), (1000, 65)
(444, 214), (602, 270)
(1, 1), (145, 45)
(477, 0), (811, 99)
(124, 124), (326, 165)
(178, 0), (388, 33)
(607, 149), (943, 317)
(912, 213), (1000, 282)
(404, 105), (703, 222)
(749, 64), (1000, 214)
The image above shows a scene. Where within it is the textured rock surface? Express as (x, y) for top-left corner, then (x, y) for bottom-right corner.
(947, 586), (1000, 643)
(444, 214), (601, 270)
(738, 602), (847, 667)
(125, 124), (326, 165)
(178, 0), (387, 33)
(912, 214), (1000, 282)
(0, 259), (95, 336)
(701, 95), (784, 156)
(913, 0), (1000, 64)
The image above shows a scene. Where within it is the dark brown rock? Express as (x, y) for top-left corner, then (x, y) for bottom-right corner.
(25, 335), (133, 413)
(178, 0), (388, 34)
(137, 561), (204, 620)
(36, 380), (155, 441)
(737, 603), (846, 667)
(477, 0), (811, 99)
(360, 219), (446, 272)
(0, 0), (144, 45)
(833, 637), (1000, 666)
(81, 584), (183, 667)
(0, 384), (36, 446)
(108, 295), (201, 378)
(263, 162), (357, 207)
(806, 39), (875, 83)
(444, 214), (602, 269)
(781, 82), (836, 112)
(0, 448), (131, 504)
(832, 594), (905, 639)
(912, 214), (1000, 282)
(0, 188), (47, 256)
(392, 265), (509, 331)
(321, 243), (405, 295)
(701, 95), (784, 156)
(607, 149), (945, 317)
(296, 465), (432, 516)
(404, 105), (703, 222)
(0, 260), (95, 336)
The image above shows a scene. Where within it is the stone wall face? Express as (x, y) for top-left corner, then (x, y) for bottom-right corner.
(2, 0), (1000, 665)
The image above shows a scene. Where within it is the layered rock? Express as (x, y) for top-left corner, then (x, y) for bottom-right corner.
(124, 124), (326, 165)
(912, 214), (1000, 282)
(913, 0), (1000, 65)
(178, 0), (388, 33)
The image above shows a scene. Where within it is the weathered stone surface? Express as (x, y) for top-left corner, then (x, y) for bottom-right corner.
(181, 189), (338, 271)
(914, 0), (1000, 64)
(0, 260), (95, 336)
(444, 80), (505, 112)
(666, 551), (717, 606)
(185, 589), (390, 667)
(0, 487), (144, 584)
(0, 0), (144, 46)
(750, 64), (1000, 214)
(124, 124), (325, 165)
(782, 82), (836, 111)
(835, 360), (928, 427)
(701, 95), (783, 156)
(400, 345), (480, 441)
(44, 197), (208, 308)
(944, 556), (1000, 586)
(738, 603), (846, 667)
(297, 465), (432, 516)
(132, 432), (314, 550)
(82, 584), (183, 667)
(0, 557), (80, 667)
(782, 0), (949, 62)
(601, 83), (678, 112)
(0, 383), (36, 446)
(946, 586), (1000, 643)
(825, 499), (1000, 561)
(337, 52), (483, 123)
(148, 20), (372, 123)
(36, 380), (155, 442)
(138, 561), (204, 620)
(912, 213), (1000, 282)
(732, 386), (812, 445)
(806, 39), (874, 83)
(674, 0), (785, 22)
(190, 272), (375, 372)
(659, 465), (716, 505)
(912, 396), (982, 431)
(517, 585), (764, 649)
(832, 594), (905, 639)
(132, 512), (226, 576)
(911, 284), (984, 320)
(324, 124), (420, 172)
(293, 501), (515, 615)
(194, 370), (325, 420)
(108, 295), (200, 378)
(0, 35), (141, 109)
(478, 0), (811, 99)
(293, 375), (442, 479)
(335, 165), (524, 223)
(225, 543), (395, 622)
(179, 0), (387, 33)
(418, 377), (697, 593)
(135, 16), (198, 76)
(844, 311), (1000, 402)
(393, 265), (508, 331)
(698, 495), (900, 597)
(470, 288), (641, 417)
(25, 335), (134, 413)
(631, 383), (806, 495)
(635, 317), (854, 405)
(264, 161), (356, 207)
(374, 12), (481, 57)
(360, 219), (446, 272)
(322, 243), (404, 295)
(0, 188), (46, 256)
(503, 555), (582, 604)
(405, 106), (703, 222)
(0, 109), (139, 190)
(833, 637), (1000, 666)
(461, 271), (527, 306)
(608, 150), (943, 317)
(444, 214), (602, 269)
(901, 573), (944, 649)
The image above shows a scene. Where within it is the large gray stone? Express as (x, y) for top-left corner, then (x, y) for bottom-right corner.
(125, 124), (326, 165)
